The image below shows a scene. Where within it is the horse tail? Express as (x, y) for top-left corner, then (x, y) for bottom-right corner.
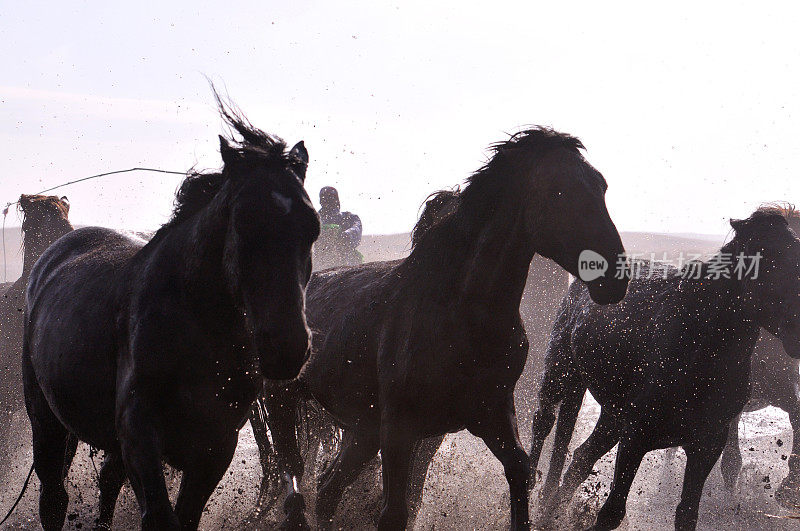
(0, 462), (35, 526)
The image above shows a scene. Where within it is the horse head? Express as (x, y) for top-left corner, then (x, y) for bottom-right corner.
(730, 206), (800, 358)
(504, 129), (629, 304)
(18, 194), (73, 275)
(213, 101), (320, 380)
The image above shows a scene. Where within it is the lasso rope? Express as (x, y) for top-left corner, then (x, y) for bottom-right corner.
(2, 167), (186, 282)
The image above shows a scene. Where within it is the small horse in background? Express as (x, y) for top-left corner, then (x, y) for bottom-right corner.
(23, 98), (319, 530)
(266, 127), (629, 530)
(530, 207), (800, 530)
(0, 195), (73, 470)
(1, 194), (73, 322)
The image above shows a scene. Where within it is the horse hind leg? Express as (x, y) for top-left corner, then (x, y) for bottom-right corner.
(96, 452), (126, 529)
(23, 355), (70, 531)
(529, 336), (577, 491)
(315, 428), (379, 528)
(541, 387), (583, 498)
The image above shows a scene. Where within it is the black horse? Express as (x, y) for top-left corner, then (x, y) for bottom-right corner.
(530, 207), (800, 530)
(22, 101), (320, 530)
(265, 128), (629, 530)
(717, 204), (800, 504)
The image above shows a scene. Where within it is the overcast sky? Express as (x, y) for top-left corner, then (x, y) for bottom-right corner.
(2, 1), (799, 235)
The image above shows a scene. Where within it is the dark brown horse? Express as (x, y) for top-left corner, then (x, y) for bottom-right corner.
(531, 207), (800, 530)
(22, 101), (319, 530)
(264, 128), (629, 530)
(247, 192), (570, 529)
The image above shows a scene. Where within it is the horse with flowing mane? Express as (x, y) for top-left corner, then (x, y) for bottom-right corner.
(531, 206), (800, 530)
(263, 127), (629, 530)
(22, 98), (319, 530)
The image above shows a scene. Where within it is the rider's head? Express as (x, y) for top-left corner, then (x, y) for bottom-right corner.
(319, 186), (340, 213)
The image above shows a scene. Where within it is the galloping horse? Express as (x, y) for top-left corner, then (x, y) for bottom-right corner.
(719, 204), (800, 505)
(265, 128), (629, 530)
(23, 101), (319, 530)
(530, 207), (800, 530)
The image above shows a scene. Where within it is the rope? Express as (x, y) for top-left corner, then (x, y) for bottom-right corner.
(2, 206), (6, 282)
(2, 167), (186, 282)
(0, 463), (34, 526)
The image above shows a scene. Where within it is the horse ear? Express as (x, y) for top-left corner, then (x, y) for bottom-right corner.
(219, 135), (242, 170)
(60, 196), (70, 213)
(289, 141), (309, 182)
(730, 218), (745, 233)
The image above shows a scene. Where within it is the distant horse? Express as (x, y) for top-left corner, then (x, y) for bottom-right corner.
(23, 100), (319, 530)
(265, 127), (629, 530)
(0, 195), (73, 465)
(530, 207), (800, 530)
(719, 204), (800, 505)
(1, 194), (73, 330)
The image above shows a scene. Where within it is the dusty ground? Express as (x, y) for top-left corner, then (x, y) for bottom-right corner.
(2, 231), (800, 529)
(3, 395), (799, 530)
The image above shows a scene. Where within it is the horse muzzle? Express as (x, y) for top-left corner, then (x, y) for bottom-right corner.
(587, 273), (629, 305)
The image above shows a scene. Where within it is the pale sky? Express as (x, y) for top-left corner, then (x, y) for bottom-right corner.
(2, 1), (799, 235)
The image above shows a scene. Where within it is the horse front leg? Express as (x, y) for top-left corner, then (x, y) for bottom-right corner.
(248, 395), (282, 520)
(378, 414), (418, 531)
(719, 413), (742, 491)
(776, 400), (800, 505)
(674, 431), (728, 531)
(407, 435), (444, 527)
(117, 396), (179, 530)
(592, 432), (650, 530)
(469, 396), (530, 530)
(262, 384), (310, 530)
(174, 438), (238, 530)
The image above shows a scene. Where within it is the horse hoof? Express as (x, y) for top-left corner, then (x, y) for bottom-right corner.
(775, 472), (800, 508)
(279, 517), (311, 531)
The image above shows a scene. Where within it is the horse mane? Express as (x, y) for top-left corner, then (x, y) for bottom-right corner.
(153, 93), (291, 239)
(465, 127), (585, 187)
(409, 127), (585, 252)
(410, 188), (461, 249)
(759, 202), (800, 233)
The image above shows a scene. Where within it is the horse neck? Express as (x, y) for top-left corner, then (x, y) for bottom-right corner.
(406, 184), (536, 320)
(179, 206), (233, 301)
(22, 220), (73, 277)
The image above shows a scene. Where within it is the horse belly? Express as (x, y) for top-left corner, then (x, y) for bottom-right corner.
(31, 326), (118, 447)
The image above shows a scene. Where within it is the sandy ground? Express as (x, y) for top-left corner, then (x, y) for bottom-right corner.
(2, 394), (799, 530)
(2, 231), (800, 529)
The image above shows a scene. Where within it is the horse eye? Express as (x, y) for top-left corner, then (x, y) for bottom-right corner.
(271, 191), (292, 215)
